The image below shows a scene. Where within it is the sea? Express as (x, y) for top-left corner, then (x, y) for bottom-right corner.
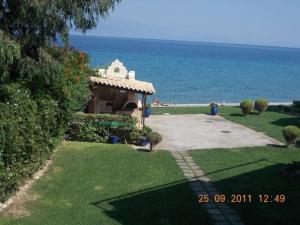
(70, 35), (300, 104)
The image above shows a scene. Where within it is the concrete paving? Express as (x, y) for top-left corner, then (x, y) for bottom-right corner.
(146, 114), (281, 151)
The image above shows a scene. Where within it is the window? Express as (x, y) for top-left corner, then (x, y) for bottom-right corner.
(114, 67), (120, 73)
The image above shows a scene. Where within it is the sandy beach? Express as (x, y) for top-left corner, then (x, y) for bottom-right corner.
(152, 102), (293, 107)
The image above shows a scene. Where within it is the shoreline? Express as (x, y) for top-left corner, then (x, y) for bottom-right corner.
(151, 102), (293, 107)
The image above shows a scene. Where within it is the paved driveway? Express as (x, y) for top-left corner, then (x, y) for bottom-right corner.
(146, 114), (281, 151)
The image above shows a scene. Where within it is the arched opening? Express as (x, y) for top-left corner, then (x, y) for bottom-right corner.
(124, 102), (137, 110)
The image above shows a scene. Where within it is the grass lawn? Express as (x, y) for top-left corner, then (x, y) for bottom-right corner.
(0, 141), (212, 225)
(153, 106), (300, 225)
(192, 147), (300, 225)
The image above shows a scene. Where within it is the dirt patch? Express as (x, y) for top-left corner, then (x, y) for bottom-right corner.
(52, 166), (63, 174)
(94, 185), (103, 191)
(0, 160), (52, 218)
(1, 191), (40, 218)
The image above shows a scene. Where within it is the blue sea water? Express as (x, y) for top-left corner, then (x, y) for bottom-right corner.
(70, 35), (300, 104)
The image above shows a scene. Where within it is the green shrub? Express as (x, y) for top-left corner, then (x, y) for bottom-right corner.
(283, 126), (300, 148)
(293, 100), (300, 109)
(128, 126), (153, 145)
(35, 95), (62, 148)
(0, 84), (62, 202)
(147, 132), (163, 151)
(65, 113), (139, 144)
(143, 126), (153, 135)
(279, 104), (291, 113)
(128, 129), (144, 145)
(240, 100), (254, 116)
(254, 99), (269, 115)
(279, 101), (300, 113)
(292, 100), (300, 113)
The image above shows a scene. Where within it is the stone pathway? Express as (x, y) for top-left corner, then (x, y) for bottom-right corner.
(172, 151), (244, 225)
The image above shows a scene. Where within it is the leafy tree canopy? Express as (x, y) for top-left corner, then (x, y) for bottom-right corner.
(0, 0), (121, 101)
(0, 0), (120, 48)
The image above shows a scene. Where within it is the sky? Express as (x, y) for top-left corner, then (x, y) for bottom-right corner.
(73, 0), (300, 48)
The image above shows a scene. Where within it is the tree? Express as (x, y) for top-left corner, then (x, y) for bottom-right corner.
(0, 0), (121, 110)
(0, 0), (121, 48)
(0, 0), (121, 201)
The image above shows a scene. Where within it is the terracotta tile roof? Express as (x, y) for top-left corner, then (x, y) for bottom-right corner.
(89, 76), (155, 95)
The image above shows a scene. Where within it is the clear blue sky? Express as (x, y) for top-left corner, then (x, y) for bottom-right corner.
(74, 0), (300, 48)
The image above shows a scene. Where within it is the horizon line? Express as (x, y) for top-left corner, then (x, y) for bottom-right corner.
(70, 33), (300, 50)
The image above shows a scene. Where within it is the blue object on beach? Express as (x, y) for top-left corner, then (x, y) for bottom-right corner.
(110, 136), (120, 144)
(211, 106), (218, 115)
(144, 108), (151, 118)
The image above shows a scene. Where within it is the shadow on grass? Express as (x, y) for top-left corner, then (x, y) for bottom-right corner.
(267, 106), (300, 116)
(90, 159), (281, 225)
(229, 113), (260, 117)
(266, 143), (286, 148)
(229, 113), (244, 117)
(136, 148), (151, 153)
(91, 179), (212, 225)
(90, 156), (300, 225)
(211, 163), (300, 225)
(271, 117), (300, 128)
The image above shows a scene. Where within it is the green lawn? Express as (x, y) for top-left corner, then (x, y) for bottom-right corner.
(153, 106), (300, 225)
(0, 142), (212, 225)
(192, 147), (300, 225)
(152, 106), (211, 115)
(2, 107), (299, 225)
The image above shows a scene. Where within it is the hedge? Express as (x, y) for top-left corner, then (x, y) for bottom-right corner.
(0, 84), (63, 202)
(65, 112), (148, 144)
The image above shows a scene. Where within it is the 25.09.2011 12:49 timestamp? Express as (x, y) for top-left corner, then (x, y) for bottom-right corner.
(198, 194), (286, 204)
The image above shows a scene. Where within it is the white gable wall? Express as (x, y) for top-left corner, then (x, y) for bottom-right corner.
(106, 59), (128, 79)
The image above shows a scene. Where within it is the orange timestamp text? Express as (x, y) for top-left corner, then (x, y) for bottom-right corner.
(198, 194), (286, 204)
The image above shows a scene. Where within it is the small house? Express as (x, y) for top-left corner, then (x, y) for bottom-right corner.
(86, 59), (155, 128)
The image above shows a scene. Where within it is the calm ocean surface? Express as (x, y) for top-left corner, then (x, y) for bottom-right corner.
(70, 35), (300, 104)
